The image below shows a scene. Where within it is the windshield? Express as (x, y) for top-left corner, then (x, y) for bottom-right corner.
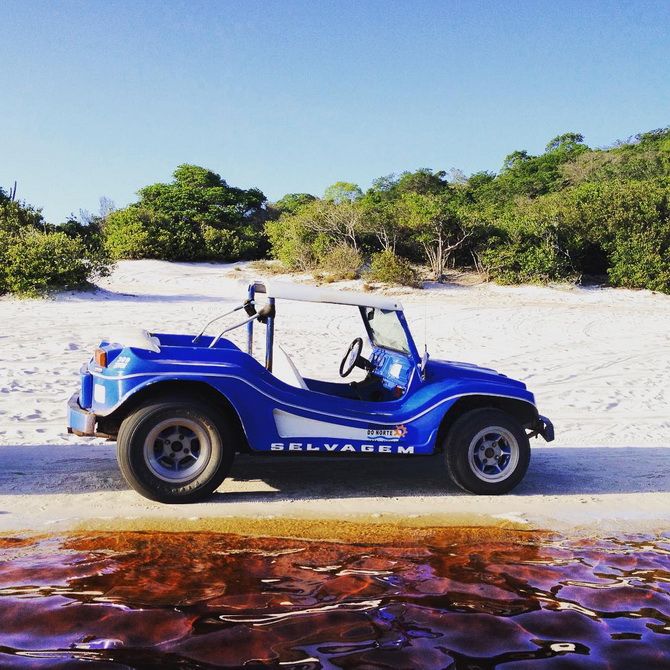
(363, 308), (410, 354)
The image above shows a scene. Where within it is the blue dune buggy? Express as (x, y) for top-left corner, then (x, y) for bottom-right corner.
(67, 280), (553, 503)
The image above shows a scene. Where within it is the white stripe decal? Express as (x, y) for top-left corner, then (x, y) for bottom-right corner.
(274, 409), (369, 439)
(90, 369), (535, 425)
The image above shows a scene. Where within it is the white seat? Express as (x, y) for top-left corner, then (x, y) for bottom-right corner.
(272, 345), (308, 390)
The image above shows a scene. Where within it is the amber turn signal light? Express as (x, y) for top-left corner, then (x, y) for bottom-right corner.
(94, 348), (107, 367)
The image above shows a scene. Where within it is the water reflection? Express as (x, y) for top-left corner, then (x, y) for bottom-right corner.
(0, 530), (668, 668)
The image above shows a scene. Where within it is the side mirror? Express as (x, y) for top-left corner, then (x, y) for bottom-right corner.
(420, 347), (429, 379)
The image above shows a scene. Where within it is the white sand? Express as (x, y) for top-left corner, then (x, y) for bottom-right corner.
(0, 260), (669, 534)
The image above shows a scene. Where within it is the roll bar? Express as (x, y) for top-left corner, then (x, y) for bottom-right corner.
(247, 282), (275, 371)
(192, 299), (255, 344)
(208, 302), (275, 351)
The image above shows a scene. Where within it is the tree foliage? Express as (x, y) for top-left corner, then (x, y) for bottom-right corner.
(267, 127), (670, 291)
(273, 193), (317, 215)
(396, 191), (471, 281)
(323, 181), (363, 204)
(5, 125), (670, 296)
(103, 165), (267, 261)
(367, 250), (417, 285)
(265, 199), (361, 270)
(0, 193), (110, 296)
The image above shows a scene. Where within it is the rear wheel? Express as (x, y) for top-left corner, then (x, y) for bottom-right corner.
(445, 408), (530, 495)
(117, 399), (234, 503)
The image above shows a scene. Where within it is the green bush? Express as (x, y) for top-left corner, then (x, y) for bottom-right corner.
(0, 199), (43, 235)
(103, 208), (152, 259)
(0, 231), (9, 295)
(1, 229), (108, 297)
(266, 199), (363, 272)
(265, 216), (320, 270)
(547, 178), (670, 289)
(202, 225), (256, 261)
(319, 243), (362, 280)
(59, 218), (106, 254)
(608, 229), (670, 292)
(0, 193), (111, 297)
(102, 165), (267, 262)
(103, 207), (202, 261)
(476, 197), (579, 284)
(367, 250), (417, 285)
(150, 217), (202, 261)
(479, 229), (575, 284)
(475, 179), (670, 288)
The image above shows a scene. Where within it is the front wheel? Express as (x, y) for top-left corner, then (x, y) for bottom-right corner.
(117, 399), (234, 503)
(445, 408), (530, 495)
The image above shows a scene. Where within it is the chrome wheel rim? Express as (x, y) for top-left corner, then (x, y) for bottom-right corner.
(467, 426), (519, 483)
(143, 418), (211, 483)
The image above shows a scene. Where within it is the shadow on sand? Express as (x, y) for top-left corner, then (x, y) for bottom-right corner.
(59, 287), (231, 304)
(216, 446), (670, 501)
(0, 445), (667, 499)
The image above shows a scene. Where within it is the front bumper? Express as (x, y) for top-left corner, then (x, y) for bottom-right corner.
(67, 392), (96, 437)
(531, 414), (555, 442)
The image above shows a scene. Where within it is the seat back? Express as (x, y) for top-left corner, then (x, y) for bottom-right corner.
(272, 345), (308, 390)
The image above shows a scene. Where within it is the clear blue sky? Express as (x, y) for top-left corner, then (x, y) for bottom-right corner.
(2, 0), (669, 222)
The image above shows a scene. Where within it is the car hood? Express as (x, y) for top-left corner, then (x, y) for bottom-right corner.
(424, 358), (527, 389)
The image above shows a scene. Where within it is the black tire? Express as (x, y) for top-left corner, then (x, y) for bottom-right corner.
(116, 398), (234, 503)
(445, 408), (530, 495)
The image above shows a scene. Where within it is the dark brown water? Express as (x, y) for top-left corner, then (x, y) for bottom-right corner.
(0, 530), (668, 669)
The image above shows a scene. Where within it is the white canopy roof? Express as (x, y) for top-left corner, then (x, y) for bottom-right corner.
(248, 280), (403, 311)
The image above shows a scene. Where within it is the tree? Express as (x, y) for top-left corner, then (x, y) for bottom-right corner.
(323, 181), (362, 204)
(137, 164), (265, 231)
(636, 126), (670, 144)
(302, 199), (362, 250)
(502, 150), (530, 171)
(266, 199), (364, 269)
(0, 188), (110, 296)
(358, 198), (403, 253)
(263, 126), (670, 295)
(395, 169), (449, 195)
(545, 132), (585, 153)
(273, 193), (317, 215)
(397, 191), (471, 281)
(498, 134), (590, 198)
(103, 165), (267, 261)
(357, 169), (453, 256)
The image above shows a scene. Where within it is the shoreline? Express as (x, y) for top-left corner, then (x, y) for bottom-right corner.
(2, 514), (668, 546)
(0, 444), (669, 537)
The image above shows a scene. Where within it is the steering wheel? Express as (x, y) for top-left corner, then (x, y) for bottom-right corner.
(339, 337), (371, 378)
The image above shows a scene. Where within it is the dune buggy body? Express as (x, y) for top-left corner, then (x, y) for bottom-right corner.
(68, 280), (553, 502)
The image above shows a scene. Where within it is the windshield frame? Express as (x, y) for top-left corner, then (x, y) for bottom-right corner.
(359, 306), (419, 362)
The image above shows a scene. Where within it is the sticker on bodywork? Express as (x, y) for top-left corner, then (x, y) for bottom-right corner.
(270, 442), (414, 454)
